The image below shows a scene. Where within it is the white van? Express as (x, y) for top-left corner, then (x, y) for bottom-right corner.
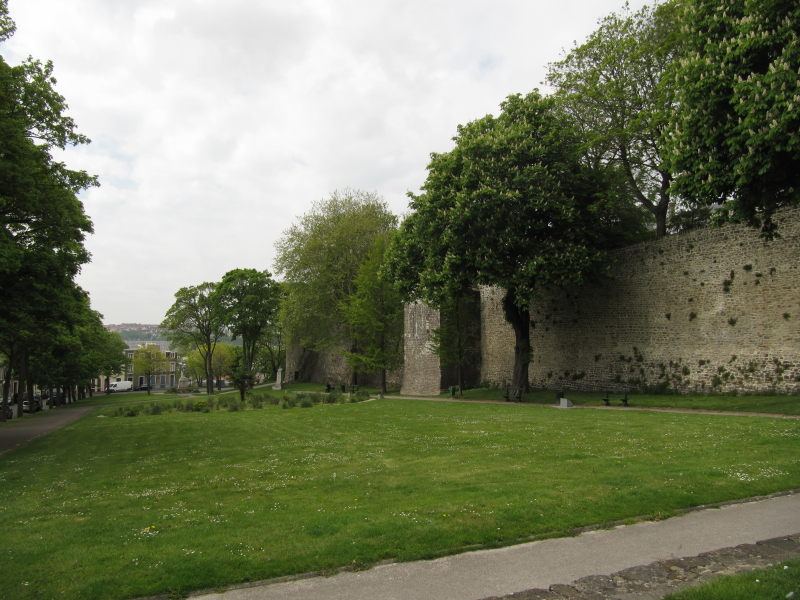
(109, 381), (133, 392)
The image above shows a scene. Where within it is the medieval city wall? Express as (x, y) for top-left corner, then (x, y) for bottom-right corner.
(479, 208), (800, 394)
(286, 344), (403, 390)
(400, 301), (442, 395)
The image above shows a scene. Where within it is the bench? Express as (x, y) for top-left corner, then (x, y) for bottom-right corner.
(603, 392), (630, 407)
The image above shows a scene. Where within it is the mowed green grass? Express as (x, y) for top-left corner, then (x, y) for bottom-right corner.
(665, 558), (800, 599)
(1, 399), (800, 599)
(453, 387), (800, 415)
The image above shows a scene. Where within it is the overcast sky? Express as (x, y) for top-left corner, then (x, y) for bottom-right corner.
(3, 0), (651, 324)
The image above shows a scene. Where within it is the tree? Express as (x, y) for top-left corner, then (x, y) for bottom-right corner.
(133, 345), (168, 395)
(546, 1), (685, 237)
(274, 189), (397, 383)
(0, 1), (14, 41)
(185, 349), (206, 387)
(216, 268), (280, 390)
(429, 291), (481, 396)
(1, 2), (96, 416)
(388, 91), (648, 398)
(342, 234), (404, 393)
(666, 0), (800, 236)
(254, 291), (285, 383)
(210, 342), (234, 390)
(94, 330), (127, 391)
(161, 283), (225, 395)
(227, 346), (252, 402)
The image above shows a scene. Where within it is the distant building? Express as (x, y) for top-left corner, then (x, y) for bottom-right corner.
(110, 341), (182, 390)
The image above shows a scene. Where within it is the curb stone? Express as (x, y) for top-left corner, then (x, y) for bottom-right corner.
(484, 534), (800, 600)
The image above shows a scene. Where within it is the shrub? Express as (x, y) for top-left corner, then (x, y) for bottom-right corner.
(645, 381), (671, 394)
(194, 399), (208, 412)
(299, 397), (314, 408)
(352, 390), (370, 403)
(148, 403), (162, 415)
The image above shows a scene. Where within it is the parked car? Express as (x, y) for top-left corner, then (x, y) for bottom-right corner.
(22, 399), (41, 413)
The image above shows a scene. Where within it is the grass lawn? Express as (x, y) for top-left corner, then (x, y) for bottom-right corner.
(78, 391), (183, 407)
(450, 387), (800, 415)
(1, 399), (800, 599)
(665, 558), (800, 599)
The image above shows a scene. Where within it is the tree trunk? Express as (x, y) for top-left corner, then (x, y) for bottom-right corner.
(502, 288), (531, 400)
(654, 171), (671, 239)
(350, 339), (359, 387)
(16, 350), (28, 417)
(204, 350), (214, 395)
(2, 363), (12, 421)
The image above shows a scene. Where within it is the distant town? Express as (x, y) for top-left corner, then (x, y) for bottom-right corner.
(105, 323), (166, 341)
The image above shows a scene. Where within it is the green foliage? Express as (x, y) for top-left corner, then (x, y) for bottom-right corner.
(547, 1), (685, 236)
(161, 283), (226, 395)
(0, 9), (100, 409)
(216, 268), (280, 388)
(667, 0), (800, 236)
(274, 189), (397, 356)
(388, 91), (648, 394)
(0, 1), (15, 41)
(392, 91), (646, 305)
(342, 234), (404, 392)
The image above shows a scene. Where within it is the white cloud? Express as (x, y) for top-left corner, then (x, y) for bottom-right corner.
(2, 0), (650, 323)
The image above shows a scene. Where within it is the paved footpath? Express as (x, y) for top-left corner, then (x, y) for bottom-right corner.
(193, 492), (800, 600)
(0, 405), (96, 456)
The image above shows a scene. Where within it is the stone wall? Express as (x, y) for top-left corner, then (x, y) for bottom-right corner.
(400, 301), (442, 395)
(478, 208), (800, 394)
(292, 210), (800, 396)
(285, 345), (402, 389)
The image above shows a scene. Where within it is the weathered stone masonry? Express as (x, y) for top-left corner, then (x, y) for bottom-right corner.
(407, 208), (800, 395)
(401, 301), (442, 395)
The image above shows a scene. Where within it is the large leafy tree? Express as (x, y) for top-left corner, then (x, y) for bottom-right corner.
(1, 2), (96, 415)
(546, 1), (684, 237)
(274, 189), (397, 383)
(216, 268), (280, 395)
(666, 0), (800, 236)
(342, 234), (404, 393)
(389, 91), (648, 397)
(161, 283), (226, 395)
